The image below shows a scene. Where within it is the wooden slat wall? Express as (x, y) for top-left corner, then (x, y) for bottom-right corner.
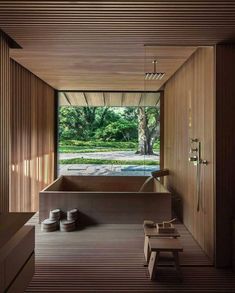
(215, 45), (235, 268)
(0, 32), (10, 212)
(10, 60), (55, 212)
(164, 48), (215, 260)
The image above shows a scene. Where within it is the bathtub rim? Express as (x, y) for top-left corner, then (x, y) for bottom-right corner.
(41, 175), (170, 194)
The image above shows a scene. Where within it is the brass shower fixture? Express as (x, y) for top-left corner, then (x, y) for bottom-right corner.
(188, 138), (208, 212)
(189, 138), (208, 166)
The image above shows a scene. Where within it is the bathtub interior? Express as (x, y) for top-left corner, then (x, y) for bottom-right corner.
(44, 175), (168, 193)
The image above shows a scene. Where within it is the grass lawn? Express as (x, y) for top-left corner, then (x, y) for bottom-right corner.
(59, 146), (134, 153)
(59, 140), (160, 154)
(59, 158), (159, 165)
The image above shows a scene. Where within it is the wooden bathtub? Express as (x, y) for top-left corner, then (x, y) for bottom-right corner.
(39, 176), (172, 224)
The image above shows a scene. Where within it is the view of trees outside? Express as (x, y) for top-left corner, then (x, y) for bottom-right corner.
(58, 106), (160, 176)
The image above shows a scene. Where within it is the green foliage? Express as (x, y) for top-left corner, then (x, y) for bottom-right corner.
(59, 140), (137, 148)
(59, 140), (160, 153)
(95, 120), (137, 141)
(145, 106), (160, 140)
(153, 139), (160, 150)
(59, 157), (159, 165)
(59, 106), (160, 153)
(59, 106), (141, 142)
(59, 106), (129, 142)
(59, 147), (130, 153)
(59, 107), (83, 140)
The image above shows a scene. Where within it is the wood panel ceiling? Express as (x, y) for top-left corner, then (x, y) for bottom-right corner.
(59, 91), (160, 107)
(0, 1), (234, 90)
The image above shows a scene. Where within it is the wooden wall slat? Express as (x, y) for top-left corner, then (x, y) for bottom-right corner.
(0, 1), (234, 91)
(215, 45), (235, 268)
(164, 47), (215, 260)
(0, 32), (10, 212)
(10, 60), (55, 212)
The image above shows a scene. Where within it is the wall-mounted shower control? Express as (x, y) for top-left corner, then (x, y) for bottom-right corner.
(191, 138), (199, 143)
(190, 147), (198, 152)
(189, 155), (198, 162)
(189, 138), (208, 212)
(189, 138), (208, 166)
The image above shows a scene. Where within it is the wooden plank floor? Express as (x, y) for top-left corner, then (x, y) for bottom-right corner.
(25, 215), (235, 292)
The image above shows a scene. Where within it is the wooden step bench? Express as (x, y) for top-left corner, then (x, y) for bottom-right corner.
(143, 225), (180, 263)
(148, 238), (183, 280)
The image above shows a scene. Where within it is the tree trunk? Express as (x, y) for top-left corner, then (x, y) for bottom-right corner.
(146, 136), (154, 155)
(136, 107), (158, 155)
(136, 107), (149, 154)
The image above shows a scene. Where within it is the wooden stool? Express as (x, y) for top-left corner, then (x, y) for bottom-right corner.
(143, 225), (180, 263)
(148, 238), (183, 280)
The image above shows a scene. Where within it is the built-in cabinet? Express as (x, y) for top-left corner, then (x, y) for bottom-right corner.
(0, 213), (35, 292)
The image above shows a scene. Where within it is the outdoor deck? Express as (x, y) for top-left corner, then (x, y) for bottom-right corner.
(25, 215), (235, 292)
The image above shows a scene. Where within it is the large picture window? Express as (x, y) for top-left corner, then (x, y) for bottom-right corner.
(57, 92), (161, 176)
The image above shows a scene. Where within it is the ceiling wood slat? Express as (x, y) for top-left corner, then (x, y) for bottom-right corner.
(0, 1), (232, 90)
(67, 92), (87, 106)
(122, 92), (142, 106)
(60, 91), (160, 107)
(104, 92), (122, 107)
(139, 92), (160, 106)
(59, 92), (70, 106)
(85, 92), (105, 107)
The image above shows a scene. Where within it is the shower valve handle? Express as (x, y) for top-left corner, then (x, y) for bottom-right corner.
(190, 147), (198, 152)
(189, 156), (198, 162)
(190, 138), (199, 143)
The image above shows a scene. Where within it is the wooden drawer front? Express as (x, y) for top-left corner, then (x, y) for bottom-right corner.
(7, 252), (35, 293)
(5, 226), (35, 289)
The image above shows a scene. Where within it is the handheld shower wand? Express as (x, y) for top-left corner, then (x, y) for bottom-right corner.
(189, 138), (208, 212)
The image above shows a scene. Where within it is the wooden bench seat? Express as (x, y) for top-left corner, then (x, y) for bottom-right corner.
(143, 225), (180, 263)
(148, 238), (183, 280)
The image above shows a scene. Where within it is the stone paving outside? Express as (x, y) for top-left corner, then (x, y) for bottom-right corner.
(59, 151), (160, 176)
(59, 150), (159, 161)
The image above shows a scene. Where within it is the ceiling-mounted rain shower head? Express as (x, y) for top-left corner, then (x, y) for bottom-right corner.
(145, 72), (165, 80)
(145, 60), (165, 80)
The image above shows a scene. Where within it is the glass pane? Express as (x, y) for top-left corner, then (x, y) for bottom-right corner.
(57, 91), (160, 176)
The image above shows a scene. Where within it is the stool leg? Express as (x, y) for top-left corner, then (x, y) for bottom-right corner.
(148, 251), (160, 280)
(172, 251), (182, 280)
(144, 236), (150, 263)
